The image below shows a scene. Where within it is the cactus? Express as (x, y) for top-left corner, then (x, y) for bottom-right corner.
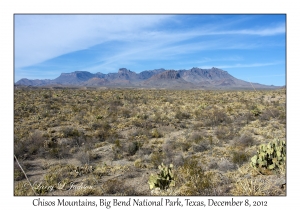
(250, 139), (286, 172)
(148, 163), (175, 190)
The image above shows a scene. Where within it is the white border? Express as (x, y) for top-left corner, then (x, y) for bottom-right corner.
(2, 0), (297, 209)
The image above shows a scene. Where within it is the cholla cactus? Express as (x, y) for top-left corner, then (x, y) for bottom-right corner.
(250, 139), (286, 171)
(148, 163), (175, 190)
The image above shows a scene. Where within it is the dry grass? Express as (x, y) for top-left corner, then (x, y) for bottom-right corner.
(14, 87), (286, 196)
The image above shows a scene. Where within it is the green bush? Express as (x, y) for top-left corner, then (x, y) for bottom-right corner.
(148, 163), (175, 190)
(250, 139), (286, 172)
(232, 151), (249, 165)
(177, 158), (213, 195)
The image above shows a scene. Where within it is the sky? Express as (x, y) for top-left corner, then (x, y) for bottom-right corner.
(14, 14), (286, 86)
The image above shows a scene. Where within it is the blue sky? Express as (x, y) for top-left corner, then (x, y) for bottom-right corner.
(14, 14), (286, 86)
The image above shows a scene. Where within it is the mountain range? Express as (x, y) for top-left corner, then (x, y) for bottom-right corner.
(15, 67), (280, 90)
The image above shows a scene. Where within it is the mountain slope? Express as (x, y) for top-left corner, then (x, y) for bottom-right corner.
(54, 71), (95, 85)
(15, 67), (280, 89)
(178, 67), (235, 83)
(142, 70), (196, 89)
(138, 68), (166, 80)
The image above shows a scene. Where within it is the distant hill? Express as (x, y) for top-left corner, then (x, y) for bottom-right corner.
(15, 67), (281, 90)
(142, 70), (196, 89)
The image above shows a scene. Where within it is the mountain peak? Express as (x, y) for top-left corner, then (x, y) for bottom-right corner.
(152, 70), (180, 80)
(15, 67), (279, 90)
(118, 68), (131, 73)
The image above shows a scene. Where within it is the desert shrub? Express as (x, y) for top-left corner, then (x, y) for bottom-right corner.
(28, 130), (46, 155)
(260, 108), (280, 121)
(173, 155), (184, 167)
(110, 99), (123, 107)
(100, 121), (111, 130)
(208, 160), (218, 169)
(69, 136), (86, 147)
(226, 105), (233, 113)
(153, 112), (163, 123)
(215, 127), (227, 139)
(105, 130), (121, 143)
(150, 151), (165, 168)
(231, 177), (283, 196)
(176, 158), (213, 195)
(151, 129), (163, 138)
(218, 159), (236, 172)
(250, 106), (261, 117)
(74, 150), (90, 165)
(114, 139), (121, 148)
(178, 141), (191, 152)
(42, 92), (52, 99)
(95, 129), (110, 142)
(127, 141), (140, 156)
(192, 122), (205, 129)
(162, 96), (174, 104)
(120, 108), (131, 118)
(43, 164), (76, 190)
(14, 161), (25, 181)
(192, 141), (209, 153)
(14, 139), (26, 159)
(61, 127), (81, 138)
(102, 179), (135, 195)
(234, 112), (255, 126)
(130, 118), (141, 127)
(235, 132), (254, 147)
(193, 109), (202, 120)
(232, 151), (249, 165)
(275, 105), (286, 124)
(215, 126), (234, 141)
(112, 144), (123, 160)
(44, 141), (71, 159)
(189, 132), (204, 144)
(93, 165), (110, 179)
(211, 109), (231, 125)
(91, 122), (102, 130)
(89, 151), (101, 160)
(162, 139), (174, 152)
(14, 130), (46, 159)
(138, 147), (152, 157)
(162, 140), (176, 164)
(93, 122), (116, 142)
(14, 168), (25, 181)
(203, 118), (214, 127)
(136, 113), (149, 120)
(130, 128), (151, 138)
(14, 181), (34, 196)
(175, 110), (191, 120)
(177, 122), (188, 129)
(134, 158), (146, 168)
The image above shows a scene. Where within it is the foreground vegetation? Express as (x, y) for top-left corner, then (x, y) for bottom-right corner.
(14, 87), (286, 196)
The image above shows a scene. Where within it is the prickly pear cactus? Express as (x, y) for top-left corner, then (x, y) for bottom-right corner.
(250, 139), (286, 172)
(148, 163), (175, 190)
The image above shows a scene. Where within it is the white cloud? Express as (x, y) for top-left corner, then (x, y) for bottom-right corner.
(247, 74), (285, 78)
(216, 62), (284, 69)
(15, 15), (285, 74)
(206, 24), (285, 36)
(15, 15), (173, 68)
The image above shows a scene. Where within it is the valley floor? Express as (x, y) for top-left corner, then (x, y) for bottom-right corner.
(14, 88), (286, 196)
